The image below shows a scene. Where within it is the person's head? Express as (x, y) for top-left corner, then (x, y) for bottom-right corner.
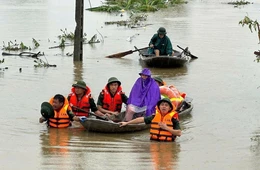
(107, 77), (121, 94)
(153, 77), (164, 86)
(139, 68), (151, 80)
(157, 27), (167, 38)
(157, 98), (173, 115)
(72, 80), (87, 95)
(52, 94), (65, 110)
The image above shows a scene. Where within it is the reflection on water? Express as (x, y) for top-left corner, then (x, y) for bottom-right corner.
(250, 129), (260, 170)
(40, 128), (71, 157)
(0, 71), (5, 78)
(73, 61), (84, 81)
(39, 127), (182, 170)
(150, 142), (180, 170)
(150, 66), (188, 78)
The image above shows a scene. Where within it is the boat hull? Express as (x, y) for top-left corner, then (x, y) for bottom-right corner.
(80, 103), (193, 133)
(139, 49), (190, 68)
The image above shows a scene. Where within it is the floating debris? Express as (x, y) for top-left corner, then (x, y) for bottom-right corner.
(2, 39), (40, 51)
(126, 33), (140, 42)
(105, 13), (149, 28)
(66, 52), (73, 56)
(49, 34), (100, 49)
(2, 51), (43, 59)
(227, 0), (252, 5)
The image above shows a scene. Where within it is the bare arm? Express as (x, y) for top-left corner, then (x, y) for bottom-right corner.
(94, 110), (107, 117)
(97, 105), (119, 115)
(158, 122), (182, 137)
(73, 116), (80, 122)
(119, 117), (145, 127)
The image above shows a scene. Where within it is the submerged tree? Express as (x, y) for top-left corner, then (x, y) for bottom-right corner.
(239, 16), (260, 43)
(239, 16), (260, 62)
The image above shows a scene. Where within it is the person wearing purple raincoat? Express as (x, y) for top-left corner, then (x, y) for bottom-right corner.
(124, 68), (161, 121)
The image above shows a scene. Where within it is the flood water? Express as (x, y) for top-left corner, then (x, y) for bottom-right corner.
(1, 0), (260, 169)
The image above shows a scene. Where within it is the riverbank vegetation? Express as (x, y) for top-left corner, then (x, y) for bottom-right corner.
(86, 0), (187, 12)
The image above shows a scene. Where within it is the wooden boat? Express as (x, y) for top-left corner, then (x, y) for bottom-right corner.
(137, 47), (191, 68)
(80, 102), (193, 133)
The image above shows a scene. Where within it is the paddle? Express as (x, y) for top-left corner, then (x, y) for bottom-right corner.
(71, 105), (108, 121)
(105, 47), (149, 58)
(177, 45), (198, 59)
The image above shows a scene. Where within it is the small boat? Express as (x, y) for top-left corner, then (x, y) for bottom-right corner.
(137, 47), (190, 68)
(136, 45), (198, 68)
(80, 102), (193, 133)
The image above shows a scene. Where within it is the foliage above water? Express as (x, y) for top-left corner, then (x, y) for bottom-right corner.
(2, 39), (40, 51)
(50, 28), (100, 49)
(105, 13), (148, 28)
(86, 0), (187, 12)
(239, 16), (260, 62)
(58, 28), (88, 42)
(239, 16), (260, 43)
(34, 56), (56, 68)
(227, 0), (251, 6)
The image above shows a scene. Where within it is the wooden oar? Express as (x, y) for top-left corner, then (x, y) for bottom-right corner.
(71, 106), (108, 120)
(177, 45), (198, 59)
(105, 47), (149, 58)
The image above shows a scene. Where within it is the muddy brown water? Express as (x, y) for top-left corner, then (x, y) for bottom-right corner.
(1, 0), (260, 169)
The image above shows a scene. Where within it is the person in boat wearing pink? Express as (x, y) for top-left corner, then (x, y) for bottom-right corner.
(120, 98), (181, 142)
(153, 76), (187, 113)
(97, 77), (128, 117)
(68, 80), (106, 118)
(39, 94), (86, 128)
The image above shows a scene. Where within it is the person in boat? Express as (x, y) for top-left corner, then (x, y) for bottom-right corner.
(39, 94), (86, 128)
(67, 80), (106, 118)
(148, 27), (174, 57)
(120, 98), (181, 142)
(154, 76), (189, 113)
(97, 77), (128, 121)
(124, 68), (161, 121)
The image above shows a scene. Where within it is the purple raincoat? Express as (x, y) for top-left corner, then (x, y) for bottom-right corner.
(127, 68), (161, 116)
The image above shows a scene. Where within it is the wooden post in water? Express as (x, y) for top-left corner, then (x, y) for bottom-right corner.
(74, 0), (84, 61)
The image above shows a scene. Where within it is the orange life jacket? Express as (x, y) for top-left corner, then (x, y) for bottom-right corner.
(159, 85), (184, 111)
(68, 86), (91, 116)
(48, 98), (71, 128)
(150, 109), (178, 142)
(102, 86), (123, 112)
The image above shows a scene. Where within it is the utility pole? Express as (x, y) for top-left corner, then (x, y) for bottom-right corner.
(74, 0), (84, 61)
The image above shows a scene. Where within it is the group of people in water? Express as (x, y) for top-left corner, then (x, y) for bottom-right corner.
(39, 68), (188, 142)
(39, 27), (187, 142)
